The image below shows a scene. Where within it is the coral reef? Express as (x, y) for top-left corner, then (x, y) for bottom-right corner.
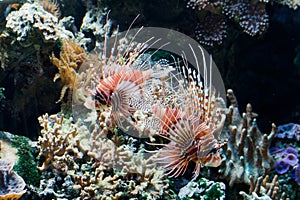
(195, 13), (228, 46)
(0, 1), (79, 137)
(36, 113), (169, 199)
(79, 7), (111, 49)
(218, 89), (275, 186)
(0, 159), (26, 200)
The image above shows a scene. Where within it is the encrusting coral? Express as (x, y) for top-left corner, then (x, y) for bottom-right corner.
(6, 2), (59, 43)
(218, 89), (275, 186)
(0, 159), (26, 200)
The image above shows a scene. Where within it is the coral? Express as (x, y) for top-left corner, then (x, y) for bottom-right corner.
(6, 2), (59, 43)
(187, 0), (225, 11)
(50, 38), (87, 102)
(195, 13), (228, 46)
(37, 0), (61, 18)
(11, 135), (41, 187)
(178, 178), (226, 200)
(37, 113), (81, 172)
(36, 113), (169, 199)
(0, 1), (79, 136)
(218, 89), (275, 186)
(275, 123), (300, 141)
(80, 8), (111, 48)
(187, 0), (270, 45)
(238, 2), (268, 36)
(0, 159), (26, 200)
(292, 164), (300, 185)
(271, 147), (298, 174)
(239, 175), (288, 200)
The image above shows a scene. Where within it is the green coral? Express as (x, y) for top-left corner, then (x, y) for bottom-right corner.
(179, 178), (226, 200)
(11, 135), (41, 187)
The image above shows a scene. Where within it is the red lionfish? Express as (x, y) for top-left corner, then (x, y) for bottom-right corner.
(82, 22), (175, 132)
(80, 21), (226, 178)
(147, 45), (227, 179)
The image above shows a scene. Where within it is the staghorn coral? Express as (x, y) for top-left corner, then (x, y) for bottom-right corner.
(239, 175), (289, 200)
(218, 89), (275, 186)
(50, 38), (87, 102)
(0, 159), (26, 200)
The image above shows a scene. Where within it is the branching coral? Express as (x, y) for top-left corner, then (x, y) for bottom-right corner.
(37, 113), (81, 172)
(50, 39), (87, 102)
(239, 175), (288, 200)
(218, 89), (275, 186)
(36, 112), (169, 199)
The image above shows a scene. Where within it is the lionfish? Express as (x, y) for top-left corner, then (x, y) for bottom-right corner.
(81, 20), (174, 132)
(79, 19), (226, 178)
(148, 45), (226, 179)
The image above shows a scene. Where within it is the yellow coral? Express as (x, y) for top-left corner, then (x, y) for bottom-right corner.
(37, 0), (61, 18)
(50, 39), (86, 102)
